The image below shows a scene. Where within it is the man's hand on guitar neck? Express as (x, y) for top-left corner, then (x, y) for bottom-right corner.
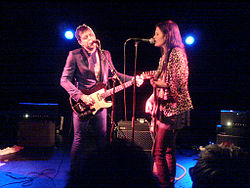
(80, 94), (95, 105)
(136, 75), (144, 87)
(131, 75), (144, 87)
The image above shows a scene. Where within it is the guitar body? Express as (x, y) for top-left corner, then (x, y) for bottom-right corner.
(89, 88), (112, 115)
(70, 97), (94, 120)
(70, 83), (112, 120)
(150, 88), (158, 132)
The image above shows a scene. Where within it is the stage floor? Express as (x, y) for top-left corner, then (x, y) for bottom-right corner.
(0, 135), (198, 188)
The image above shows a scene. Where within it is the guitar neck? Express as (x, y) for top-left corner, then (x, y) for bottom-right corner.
(100, 70), (157, 99)
(101, 79), (134, 99)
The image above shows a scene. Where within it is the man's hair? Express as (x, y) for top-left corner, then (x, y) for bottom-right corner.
(75, 24), (92, 41)
(190, 143), (249, 188)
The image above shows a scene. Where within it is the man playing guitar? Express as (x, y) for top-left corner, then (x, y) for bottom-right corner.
(60, 24), (143, 171)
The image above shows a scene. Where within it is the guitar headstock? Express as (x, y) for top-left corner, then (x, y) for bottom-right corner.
(140, 70), (157, 79)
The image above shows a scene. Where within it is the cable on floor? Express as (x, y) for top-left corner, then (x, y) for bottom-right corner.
(0, 149), (66, 187)
(175, 163), (187, 181)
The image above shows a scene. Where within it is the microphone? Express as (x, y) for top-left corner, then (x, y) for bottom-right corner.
(91, 39), (101, 45)
(129, 38), (155, 44)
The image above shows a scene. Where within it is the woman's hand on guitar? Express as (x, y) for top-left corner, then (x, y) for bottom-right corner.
(150, 79), (157, 88)
(145, 94), (154, 114)
(150, 78), (168, 88)
(81, 94), (95, 106)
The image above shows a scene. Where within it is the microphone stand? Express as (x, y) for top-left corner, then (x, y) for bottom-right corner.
(97, 44), (123, 86)
(123, 38), (140, 142)
(96, 41), (124, 142)
(109, 77), (116, 143)
(124, 38), (153, 142)
(131, 41), (139, 142)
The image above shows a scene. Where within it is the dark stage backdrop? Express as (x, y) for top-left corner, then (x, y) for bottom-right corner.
(0, 2), (249, 146)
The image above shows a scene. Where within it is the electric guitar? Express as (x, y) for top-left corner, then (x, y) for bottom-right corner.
(70, 71), (157, 120)
(70, 80), (132, 120)
(142, 70), (158, 116)
(142, 70), (160, 131)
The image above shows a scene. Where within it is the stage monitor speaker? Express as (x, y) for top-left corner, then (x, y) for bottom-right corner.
(216, 134), (248, 151)
(18, 120), (55, 147)
(117, 119), (154, 151)
(217, 110), (249, 151)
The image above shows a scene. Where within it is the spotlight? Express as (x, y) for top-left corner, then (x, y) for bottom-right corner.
(185, 36), (195, 45)
(64, 30), (74, 40)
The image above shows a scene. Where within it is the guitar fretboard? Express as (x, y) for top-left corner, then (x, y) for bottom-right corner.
(101, 79), (134, 99)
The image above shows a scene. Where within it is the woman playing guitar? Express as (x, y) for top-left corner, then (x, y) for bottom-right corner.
(145, 20), (193, 188)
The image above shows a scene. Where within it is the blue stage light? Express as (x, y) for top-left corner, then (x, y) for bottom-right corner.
(185, 36), (195, 45)
(64, 30), (74, 40)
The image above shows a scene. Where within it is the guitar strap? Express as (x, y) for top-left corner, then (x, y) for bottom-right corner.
(80, 48), (90, 64)
(153, 58), (164, 80)
(166, 48), (173, 83)
(154, 48), (173, 80)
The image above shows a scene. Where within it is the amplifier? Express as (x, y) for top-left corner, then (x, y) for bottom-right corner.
(220, 110), (249, 127)
(217, 110), (249, 137)
(116, 119), (154, 151)
(117, 119), (150, 131)
(17, 102), (59, 121)
(18, 120), (55, 147)
(16, 103), (58, 147)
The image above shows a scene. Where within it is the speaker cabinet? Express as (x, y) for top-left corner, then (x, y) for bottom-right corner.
(117, 120), (154, 151)
(18, 120), (55, 147)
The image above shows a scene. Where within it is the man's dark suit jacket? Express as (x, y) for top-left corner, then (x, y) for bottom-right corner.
(60, 47), (132, 102)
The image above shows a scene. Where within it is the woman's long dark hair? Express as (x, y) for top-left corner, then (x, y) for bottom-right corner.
(156, 20), (185, 55)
